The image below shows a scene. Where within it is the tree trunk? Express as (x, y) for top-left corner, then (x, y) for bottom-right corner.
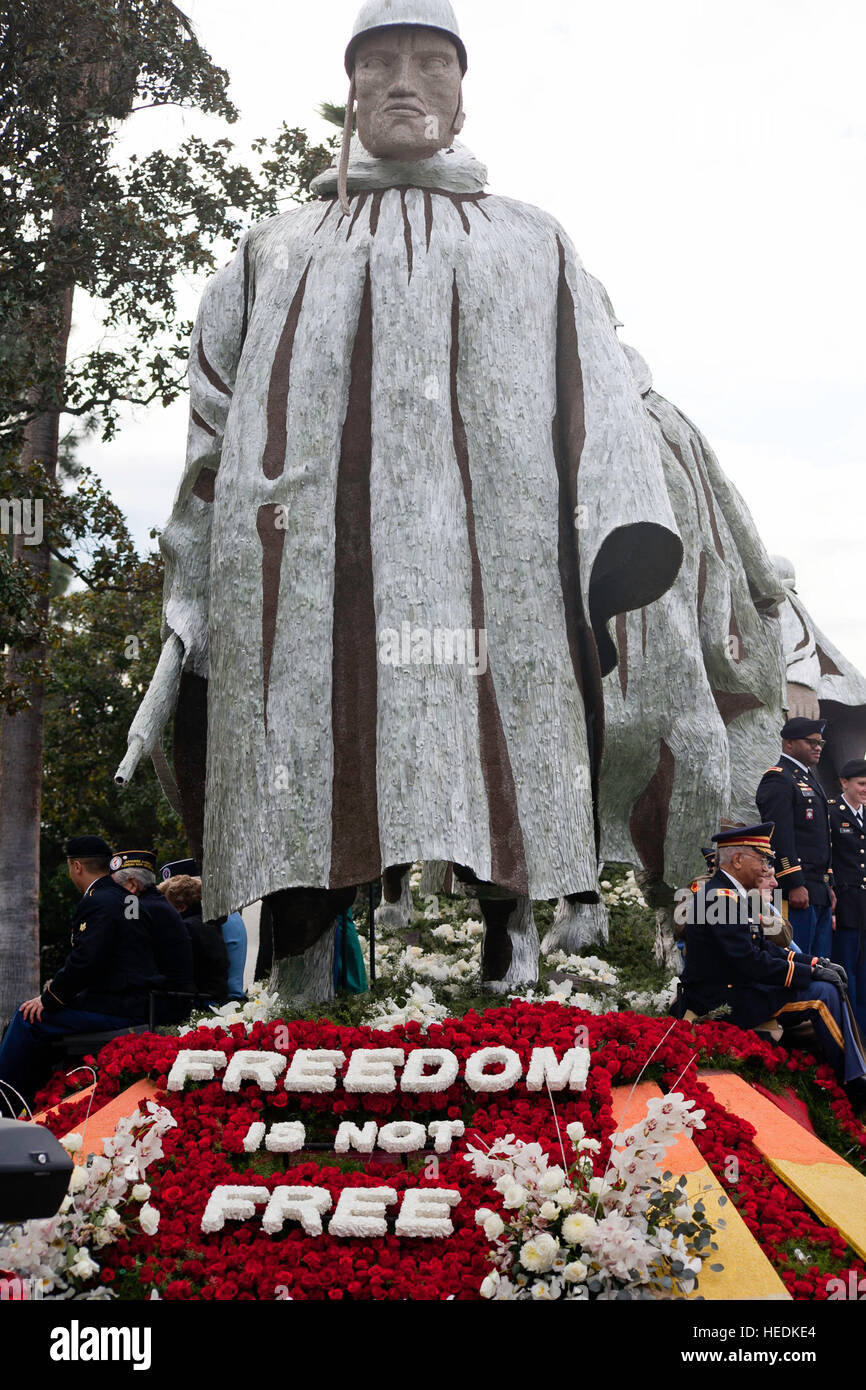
(0, 370), (67, 1025)
(0, 11), (139, 1026)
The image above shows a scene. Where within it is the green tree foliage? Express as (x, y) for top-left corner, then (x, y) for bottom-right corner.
(39, 547), (186, 973)
(1, 0), (336, 442)
(0, 0), (339, 1017)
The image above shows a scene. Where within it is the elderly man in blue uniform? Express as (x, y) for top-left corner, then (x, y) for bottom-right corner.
(755, 717), (835, 958)
(110, 850), (195, 1023)
(673, 824), (866, 1108)
(0, 837), (161, 1108)
(829, 759), (866, 1033)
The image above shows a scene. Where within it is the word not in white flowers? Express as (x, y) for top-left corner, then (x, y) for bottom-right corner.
(466, 1092), (724, 1300)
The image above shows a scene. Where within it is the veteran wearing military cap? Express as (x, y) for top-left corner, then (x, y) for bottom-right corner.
(829, 759), (866, 1032)
(110, 850), (195, 1024)
(755, 717), (835, 957)
(673, 824), (866, 1107)
(0, 837), (165, 1107)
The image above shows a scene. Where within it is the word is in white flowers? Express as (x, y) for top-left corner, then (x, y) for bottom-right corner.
(168, 1045), (590, 1095)
(200, 1184), (462, 1239)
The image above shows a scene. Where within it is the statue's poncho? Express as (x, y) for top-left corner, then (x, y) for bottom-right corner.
(161, 141), (682, 918)
(600, 346), (787, 888)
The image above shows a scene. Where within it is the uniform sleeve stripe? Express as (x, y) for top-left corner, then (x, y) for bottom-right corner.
(777, 866), (802, 878)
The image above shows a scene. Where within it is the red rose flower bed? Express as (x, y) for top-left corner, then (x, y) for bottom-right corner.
(33, 1004), (866, 1300)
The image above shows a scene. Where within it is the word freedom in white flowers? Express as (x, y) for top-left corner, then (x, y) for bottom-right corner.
(167, 1045), (591, 1095)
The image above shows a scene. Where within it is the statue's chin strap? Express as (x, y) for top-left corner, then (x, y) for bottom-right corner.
(338, 76), (356, 216)
(338, 77), (465, 217)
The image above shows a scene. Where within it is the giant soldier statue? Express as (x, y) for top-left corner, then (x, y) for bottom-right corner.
(118, 1), (684, 1002)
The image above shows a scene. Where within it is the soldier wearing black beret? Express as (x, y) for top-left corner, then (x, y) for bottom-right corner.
(755, 718), (835, 958)
(829, 759), (866, 1032)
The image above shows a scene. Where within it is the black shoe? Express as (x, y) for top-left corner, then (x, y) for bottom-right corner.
(844, 1077), (866, 1114)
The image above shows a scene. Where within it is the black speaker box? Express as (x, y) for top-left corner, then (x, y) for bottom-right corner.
(0, 1118), (74, 1221)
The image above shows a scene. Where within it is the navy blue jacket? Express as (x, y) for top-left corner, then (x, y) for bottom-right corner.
(42, 876), (162, 1020)
(678, 870), (814, 1028)
(755, 755), (832, 905)
(828, 796), (866, 889)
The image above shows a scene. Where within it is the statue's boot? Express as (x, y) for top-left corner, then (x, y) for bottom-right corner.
(478, 894), (539, 995)
(633, 869), (682, 974)
(265, 885), (355, 1007)
(374, 862), (413, 935)
(540, 894), (609, 955)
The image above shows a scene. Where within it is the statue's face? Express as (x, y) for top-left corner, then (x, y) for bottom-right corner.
(354, 26), (464, 161)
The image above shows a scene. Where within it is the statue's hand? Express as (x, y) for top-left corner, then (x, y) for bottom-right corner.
(786, 682), (821, 720)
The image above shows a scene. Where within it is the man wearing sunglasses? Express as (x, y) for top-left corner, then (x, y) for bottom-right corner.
(756, 717), (835, 957)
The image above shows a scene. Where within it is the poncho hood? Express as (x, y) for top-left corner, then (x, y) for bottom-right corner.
(311, 135), (487, 196)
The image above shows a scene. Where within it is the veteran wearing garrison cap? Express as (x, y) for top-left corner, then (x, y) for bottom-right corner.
(0, 838), (166, 1107)
(755, 718), (835, 958)
(673, 824), (866, 1108)
(829, 759), (866, 1032)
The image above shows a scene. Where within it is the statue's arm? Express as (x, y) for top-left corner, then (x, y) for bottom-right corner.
(116, 237), (250, 784)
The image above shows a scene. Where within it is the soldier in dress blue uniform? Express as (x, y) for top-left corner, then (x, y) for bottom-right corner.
(672, 824), (866, 1108)
(829, 759), (866, 1033)
(111, 850), (195, 1023)
(755, 717), (835, 957)
(0, 836), (163, 1108)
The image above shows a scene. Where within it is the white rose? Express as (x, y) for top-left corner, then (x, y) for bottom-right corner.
(564, 1259), (588, 1283)
(68, 1248), (99, 1281)
(674, 1202), (692, 1223)
(483, 1213), (505, 1240)
(555, 1187), (576, 1209)
(480, 1273), (499, 1299)
(60, 1132), (83, 1154)
(561, 1212), (596, 1245)
(131, 1183), (151, 1202)
(101, 1207), (121, 1229)
(502, 1183), (527, 1210)
(577, 1137), (602, 1154)
(474, 1207), (494, 1226)
(539, 1201), (559, 1221)
(139, 1202), (160, 1235)
(566, 1121), (585, 1144)
(539, 1165), (566, 1193)
(68, 1165), (88, 1195)
(519, 1232), (560, 1274)
(587, 1177), (610, 1198)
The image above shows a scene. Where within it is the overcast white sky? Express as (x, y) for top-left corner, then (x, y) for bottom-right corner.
(73, 0), (866, 670)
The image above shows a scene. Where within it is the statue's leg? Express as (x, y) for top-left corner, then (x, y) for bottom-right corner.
(420, 860), (449, 896)
(266, 885), (355, 1007)
(477, 895), (539, 994)
(450, 865), (538, 991)
(540, 893), (609, 956)
(634, 870), (682, 974)
(374, 862), (413, 934)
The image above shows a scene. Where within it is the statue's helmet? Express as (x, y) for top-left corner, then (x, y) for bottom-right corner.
(345, 0), (468, 76)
